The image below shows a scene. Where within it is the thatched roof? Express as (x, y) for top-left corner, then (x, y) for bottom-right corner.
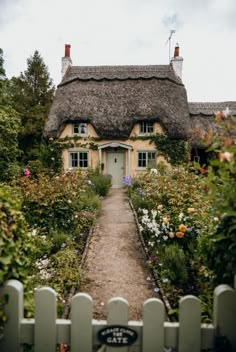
(189, 102), (236, 147)
(44, 64), (191, 139)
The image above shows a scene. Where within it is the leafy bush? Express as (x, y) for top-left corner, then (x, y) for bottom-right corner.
(160, 244), (188, 286)
(18, 171), (99, 235)
(89, 174), (112, 196)
(199, 112), (236, 285)
(0, 185), (34, 284)
(0, 107), (21, 182)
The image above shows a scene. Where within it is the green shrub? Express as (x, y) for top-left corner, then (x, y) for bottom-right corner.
(160, 244), (188, 286)
(199, 113), (236, 285)
(89, 174), (111, 196)
(0, 185), (34, 284)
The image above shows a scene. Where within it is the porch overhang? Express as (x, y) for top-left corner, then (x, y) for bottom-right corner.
(98, 141), (133, 150)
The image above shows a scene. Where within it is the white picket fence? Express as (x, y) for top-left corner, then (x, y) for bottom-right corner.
(0, 279), (236, 352)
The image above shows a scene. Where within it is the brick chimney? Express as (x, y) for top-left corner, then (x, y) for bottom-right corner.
(61, 44), (72, 79)
(171, 43), (183, 80)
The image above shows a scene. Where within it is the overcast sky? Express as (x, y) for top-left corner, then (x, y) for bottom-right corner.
(1, 0), (235, 102)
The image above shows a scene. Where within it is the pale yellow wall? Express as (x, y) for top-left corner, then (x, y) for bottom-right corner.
(60, 122), (167, 173)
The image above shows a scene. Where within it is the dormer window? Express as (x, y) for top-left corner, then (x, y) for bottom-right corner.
(139, 121), (154, 134)
(73, 123), (88, 136)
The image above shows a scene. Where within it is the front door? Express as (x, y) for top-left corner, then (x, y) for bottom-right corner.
(106, 151), (125, 187)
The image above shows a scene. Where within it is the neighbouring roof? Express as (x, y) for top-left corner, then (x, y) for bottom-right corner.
(189, 102), (236, 116)
(44, 64), (191, 139)
(189, 102), (236, 147)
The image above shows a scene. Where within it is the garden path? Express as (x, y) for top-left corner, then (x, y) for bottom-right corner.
(80, 188), (157, 320)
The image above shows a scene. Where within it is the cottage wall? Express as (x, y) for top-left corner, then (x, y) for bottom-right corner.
(60, 122), (167, 179)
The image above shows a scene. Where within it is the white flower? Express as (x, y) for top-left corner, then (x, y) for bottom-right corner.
(31, 229), (37, 236)
(163, 236), (168, 241)
(142, 209), (148, 215)
(178, 212), (184, 220)
(150, 168), (158, 174)
(151, 210), (157, 219)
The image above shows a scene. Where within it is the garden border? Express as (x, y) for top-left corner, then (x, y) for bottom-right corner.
(61, 226), (94, 319)
(129, 198), (173, 319)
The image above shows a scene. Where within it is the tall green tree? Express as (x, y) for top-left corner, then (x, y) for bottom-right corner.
(10, 50), (55, 163)
(0, 106), (21, 181)
(0, 48), (6, 78)
(0, 48), (11, 107)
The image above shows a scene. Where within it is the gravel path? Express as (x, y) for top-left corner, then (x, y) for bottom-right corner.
(80, 188), (157, 320)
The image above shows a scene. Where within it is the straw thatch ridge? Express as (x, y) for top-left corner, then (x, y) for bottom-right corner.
(60, 64), (183, 85)
(45, 64), (191, 139)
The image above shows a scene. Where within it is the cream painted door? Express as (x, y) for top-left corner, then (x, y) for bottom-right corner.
(106, 152), (125, 187)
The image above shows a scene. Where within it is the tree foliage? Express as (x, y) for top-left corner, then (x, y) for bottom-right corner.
(10, 50), (55, 162)
(0, 106), (21, 181)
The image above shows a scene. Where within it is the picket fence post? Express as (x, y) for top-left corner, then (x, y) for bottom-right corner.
(142, 298), (165, 352)
(106, 297), (129, 352)
(34, 287), (57, 352)
(0, 280), (24, 352)
(213, 284), (236, 351)
(179, 295), (201, 352)
(71, 293), (93, 352)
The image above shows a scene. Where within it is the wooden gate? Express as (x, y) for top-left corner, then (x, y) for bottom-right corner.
(0, 279), (236, 351)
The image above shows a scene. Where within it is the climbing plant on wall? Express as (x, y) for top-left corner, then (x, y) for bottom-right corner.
(151, 134), (190, 166)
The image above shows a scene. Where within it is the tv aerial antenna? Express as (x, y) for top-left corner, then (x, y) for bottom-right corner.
(165, 29), (176, 63)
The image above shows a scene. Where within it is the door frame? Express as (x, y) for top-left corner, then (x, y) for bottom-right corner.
(98, 142), (132, 187)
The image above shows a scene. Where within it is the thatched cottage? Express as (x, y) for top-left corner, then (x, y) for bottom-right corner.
(44, 44), (236, 187)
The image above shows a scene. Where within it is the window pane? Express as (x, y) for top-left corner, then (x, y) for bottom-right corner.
(140, 121), (153, 134)
(147, 122), (154, 133)
(70, 153), (78, 167)
(138, 152), (147, 167)
(80, 123), (87, 134)
(79, 152), (88, 168)
(73, 123), (79, 134)
(73, 123), (87, 135)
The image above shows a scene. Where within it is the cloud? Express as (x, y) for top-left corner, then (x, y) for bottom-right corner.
(0, 0), (26, 28)
(162, 13), (183, 30)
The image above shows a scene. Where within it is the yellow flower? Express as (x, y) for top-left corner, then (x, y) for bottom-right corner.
(176, 231), (184, 238)
(179, 224), (187, 232)
(187, 208), (195, 213)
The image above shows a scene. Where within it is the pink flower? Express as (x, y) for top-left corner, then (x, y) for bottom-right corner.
(23, 168), (30, 176)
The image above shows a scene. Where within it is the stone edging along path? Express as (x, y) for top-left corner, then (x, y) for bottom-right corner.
(61, 188), (171, 321)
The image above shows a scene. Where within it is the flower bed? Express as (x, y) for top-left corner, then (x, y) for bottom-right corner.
(128, 167), (215, 320)
(0, 169), (111, 321)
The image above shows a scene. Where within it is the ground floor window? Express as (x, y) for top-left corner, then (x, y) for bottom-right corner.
(137, 151), (156, 168)
(69, 151), (88, 168)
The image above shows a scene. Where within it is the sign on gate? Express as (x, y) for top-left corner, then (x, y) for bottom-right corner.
(97, 325), (138, 347)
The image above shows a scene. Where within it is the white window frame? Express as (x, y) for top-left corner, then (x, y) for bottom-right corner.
(139, 121), (154, 135)
(72, 123), (88, 136)
(69, 151), (89, 169)
(137, 150), (156, 169)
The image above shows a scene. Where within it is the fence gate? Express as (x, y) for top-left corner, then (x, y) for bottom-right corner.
(0, 279), (236, 351)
